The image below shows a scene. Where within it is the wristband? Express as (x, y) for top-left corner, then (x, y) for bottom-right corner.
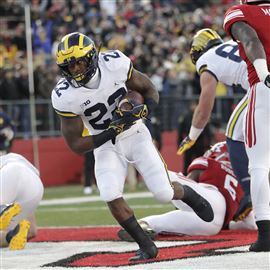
(188, 126), (203, 141)
(92, 129), (117, 148)
(253, 59), (269, 82)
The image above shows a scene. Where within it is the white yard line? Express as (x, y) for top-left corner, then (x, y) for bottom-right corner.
(40, 192), (152, 206)
(38, 204), (166, 212)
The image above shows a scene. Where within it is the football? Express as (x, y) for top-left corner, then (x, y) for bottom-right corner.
(119, 90), (144, 111)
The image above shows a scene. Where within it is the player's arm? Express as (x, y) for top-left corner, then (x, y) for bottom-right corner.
(126, 68), (158, 114)
(59, 115), (117, 154)
(231, 21), (269, 86)
(192, 72), (217, 130)
(177, 72), (217, 155)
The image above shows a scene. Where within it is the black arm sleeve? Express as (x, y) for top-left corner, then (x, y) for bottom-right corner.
(144, 97), (157, 115)
(92, 128), (117, 148)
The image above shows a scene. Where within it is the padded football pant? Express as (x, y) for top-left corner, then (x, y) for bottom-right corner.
(94, 121), (174, 203)
(0, 161), (44, 230)
(245, 82), (270, 221)
(141, 171), (226, 236)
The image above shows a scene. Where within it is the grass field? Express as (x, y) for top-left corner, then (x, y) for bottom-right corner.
(37, 184), (175, 227)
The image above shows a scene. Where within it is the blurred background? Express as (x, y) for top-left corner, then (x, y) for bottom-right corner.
(0, 0), (245, 190)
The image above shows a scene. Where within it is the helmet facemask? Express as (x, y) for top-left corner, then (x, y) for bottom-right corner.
(59, 49), (98, 88)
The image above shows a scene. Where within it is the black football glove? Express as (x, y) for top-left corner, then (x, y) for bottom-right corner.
(131, 104), (149, 120)
(109, 109), (135, 135)
(109, 104), (149, 136)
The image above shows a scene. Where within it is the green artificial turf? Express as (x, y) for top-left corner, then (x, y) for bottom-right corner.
(37, 184), (175, 227)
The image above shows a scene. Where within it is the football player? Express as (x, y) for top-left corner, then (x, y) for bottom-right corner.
(51, 32), (214, 261)
(176, 28), (252, 221)
(118, 142), (257, 241)
(224, 0), (270, 252)
(0, 112), (44, 250)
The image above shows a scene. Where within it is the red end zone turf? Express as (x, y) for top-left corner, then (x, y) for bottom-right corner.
(31, 227), (258, 268)
(31, 226), (257, 243)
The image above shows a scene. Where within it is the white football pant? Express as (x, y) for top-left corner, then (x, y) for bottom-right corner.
(0, 161), (44, 230)
(245, 82), (270, 221)
(94, 121), (174, 203)
(141, 172), (226, 236)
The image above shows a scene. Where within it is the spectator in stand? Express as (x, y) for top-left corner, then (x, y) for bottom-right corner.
(1, 0), (240, 138)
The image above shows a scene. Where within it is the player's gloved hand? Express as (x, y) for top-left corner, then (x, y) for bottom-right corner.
(177, 136), (196, 155)
(264, 74), (270, 88)
(109, 109), (135, 135)
(130, 104), (149, 120)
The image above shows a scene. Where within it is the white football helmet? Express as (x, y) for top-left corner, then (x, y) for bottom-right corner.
(203, 141), (230, 163)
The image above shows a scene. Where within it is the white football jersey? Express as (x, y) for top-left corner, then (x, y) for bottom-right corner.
(51, 50), (132, 135)
(196, 40), (248, 90)
(197, 40), (249, 142)
(0, 153), (39, 176)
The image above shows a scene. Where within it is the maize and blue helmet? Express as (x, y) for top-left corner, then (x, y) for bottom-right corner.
(56, 32), (98, 87)
(190, 28), (223, 64)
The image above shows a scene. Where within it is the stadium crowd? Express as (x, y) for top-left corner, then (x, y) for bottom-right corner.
(0, 0), (238, 135)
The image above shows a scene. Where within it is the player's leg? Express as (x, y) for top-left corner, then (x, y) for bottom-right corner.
(118, 180), (225, 240)
(0, 162), (43, 249)
(245, 83), (270, 252)
(94, 145), (157, 261)
(226, 138), (252, 220)
(226, 95), (252, 220)
(169, 179), (225, 235)
(7, 163), (44, 229)
(133, 124), (213, 222)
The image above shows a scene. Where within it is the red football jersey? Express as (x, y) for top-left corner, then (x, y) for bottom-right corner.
(188, 157), (243, 227)
(224, 4), (270, 86)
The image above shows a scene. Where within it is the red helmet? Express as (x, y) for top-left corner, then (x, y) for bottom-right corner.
(240, 0), (270, 4)
(203, 141), (230, 162)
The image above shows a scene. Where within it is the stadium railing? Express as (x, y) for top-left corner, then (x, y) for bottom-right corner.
(0, 95), (245, 138)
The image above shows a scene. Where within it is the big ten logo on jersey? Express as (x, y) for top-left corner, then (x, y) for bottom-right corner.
(80, 99), (91, 109)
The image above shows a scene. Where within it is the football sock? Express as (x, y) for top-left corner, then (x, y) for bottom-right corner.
(250, 220), (270, 252)
(119, 215), (155, 249)
(257, 220), (270, 239)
